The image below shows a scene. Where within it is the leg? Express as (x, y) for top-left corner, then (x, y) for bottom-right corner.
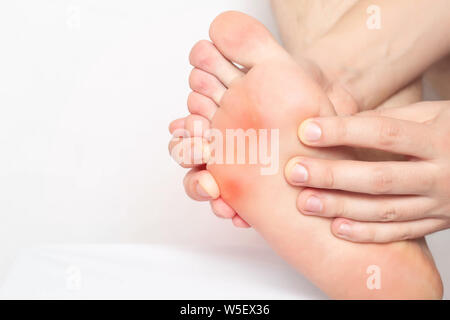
(271, 0), (423, 111)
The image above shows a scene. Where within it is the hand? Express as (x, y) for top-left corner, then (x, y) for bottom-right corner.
(285, 101), (450, 243)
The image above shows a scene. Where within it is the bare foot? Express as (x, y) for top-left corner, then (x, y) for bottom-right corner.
(173, 11), (443, 299)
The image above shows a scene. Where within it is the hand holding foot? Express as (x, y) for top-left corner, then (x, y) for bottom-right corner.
(286, 101), (450, 243)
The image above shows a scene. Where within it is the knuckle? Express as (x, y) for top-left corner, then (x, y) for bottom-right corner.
(333, 199), (348, 218)
(371, 166), (393, 194)
(362, 227), (377, 242)
(398, 228), (412, 241)
(419, 166), (436, 194)
(323, 166), (336, 189)
(378, 119), (401, 147)
(335, 118), (348, 142)
(379, 206), (397, 222)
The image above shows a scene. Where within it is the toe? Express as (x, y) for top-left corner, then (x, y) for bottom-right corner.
(210, 197), (236, 219)
(187, 92), (217, 120)
(184, 114), (210, 137)
(232, 215), (251, 228)
(190, 40), (244, 87)
(209, 11), (285, 68)
(169, 136), (210, 168)
(169, 117), (186, 135)
(189, 68), (226, 105)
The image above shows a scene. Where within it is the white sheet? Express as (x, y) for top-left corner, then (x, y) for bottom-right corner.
(0, 244), (326, 299)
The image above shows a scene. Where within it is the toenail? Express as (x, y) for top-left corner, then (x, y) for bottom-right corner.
(337, 222), (352, 238)
(197, 175), (220, 199)
(291, 164), (308, 183)
(301, 121), (322, 142)
(196, 182), (212, 199)
(303, 196), (323, 213)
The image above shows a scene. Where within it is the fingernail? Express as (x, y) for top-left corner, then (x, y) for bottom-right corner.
(304, 196), (323, 213)
(291, 164), (308, 183)
(337, 222), (352, 237)
(301, 121), (322, 142)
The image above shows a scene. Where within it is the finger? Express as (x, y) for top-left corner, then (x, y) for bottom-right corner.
(232, 215), (251, 228)
(169, 136), (210, 168)
(298, 116), (436, 159)
(297, 188), (438, 222)
(210, 197), (237, 219)
(358, 101), (442, 123)
(285, 157), (436, 195)
(183, 168), (220, 201)
(331, 217), (448, 243)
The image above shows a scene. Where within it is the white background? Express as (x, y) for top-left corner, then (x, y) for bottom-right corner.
(0, 0), (448, 298)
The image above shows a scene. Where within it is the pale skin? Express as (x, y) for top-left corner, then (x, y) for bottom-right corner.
(172, 0), (450, 242)
(288, 101), (450, 243)
(169, 11), (443, 299)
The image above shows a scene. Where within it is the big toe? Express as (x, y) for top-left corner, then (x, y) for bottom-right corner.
(209, 11), (286, 68)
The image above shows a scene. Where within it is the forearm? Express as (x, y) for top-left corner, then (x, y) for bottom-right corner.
(305, 0), (450, 111)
